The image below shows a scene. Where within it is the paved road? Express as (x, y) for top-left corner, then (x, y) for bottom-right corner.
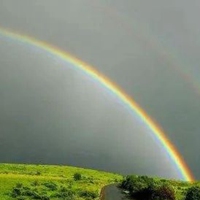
(100, 183), (131, 200)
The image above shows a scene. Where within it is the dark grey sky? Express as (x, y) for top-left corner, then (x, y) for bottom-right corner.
(0, 0), (200, 180)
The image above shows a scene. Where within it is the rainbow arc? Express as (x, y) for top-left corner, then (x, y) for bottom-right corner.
(0, 27), (194, 182)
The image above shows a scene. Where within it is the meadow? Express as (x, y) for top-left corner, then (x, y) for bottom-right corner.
(0, 163), (198, 200)
(0, 163), (122, 200)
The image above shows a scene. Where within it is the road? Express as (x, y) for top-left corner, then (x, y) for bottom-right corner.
(100, 183), (131, 200)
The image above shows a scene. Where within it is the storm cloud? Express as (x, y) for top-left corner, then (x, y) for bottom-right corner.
(0, 0), (200, 180)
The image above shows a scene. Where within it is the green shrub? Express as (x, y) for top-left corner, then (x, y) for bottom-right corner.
(31, 180), (40, 186)
(43, 182), (57, 191)
(121, 175), (155, 196)
(79, 190), (98, 199)
(39, 195), (50, 200)
(185, 186), (200, 200)
(51, 187), (74, 199)
(11, 188), (22, 197)
(73, 172), (82, 181)
(121, 175), (176, 200)
(11, 183), (51, 199)
(153, 184), (175, 200)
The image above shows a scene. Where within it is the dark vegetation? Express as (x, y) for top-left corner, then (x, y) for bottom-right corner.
(120, 175), (200, 200)
(185, 186), (200, 200)
(73, 172), (82, 181)
(121, 175), (175, 200)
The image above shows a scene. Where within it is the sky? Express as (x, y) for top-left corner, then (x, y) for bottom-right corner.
(0, 0), (200, 180)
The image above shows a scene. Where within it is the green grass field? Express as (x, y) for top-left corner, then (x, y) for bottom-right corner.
(0, 163), (198, 200)
(0, 163), (122, 200)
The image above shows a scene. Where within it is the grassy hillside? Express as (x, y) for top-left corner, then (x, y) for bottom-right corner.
(0, 163), (197, 200)
(0, 163), (122, 200)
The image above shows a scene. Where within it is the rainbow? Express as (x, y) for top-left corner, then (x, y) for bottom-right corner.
(0, 27), (194, 181)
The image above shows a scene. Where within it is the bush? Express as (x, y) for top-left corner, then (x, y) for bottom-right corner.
(73, 172), (82, 181)
(185, 186), (200, 200)
(153, 184), (175, 200)
(51, 187), (74, 199)
(10, 183), (51, 199)
(11, 188), (22, 197)
(31, 180), (40, 187)
(79, 190), (98, 199)
(120, 175), (176, 200)
(121, 175), (155, 196)
(43, 182), (57, 191)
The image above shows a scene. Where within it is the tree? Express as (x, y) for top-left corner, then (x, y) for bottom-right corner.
(120, 175), (176, 200)
(121, 175), (156, 200)
(185, 186), (200, 200)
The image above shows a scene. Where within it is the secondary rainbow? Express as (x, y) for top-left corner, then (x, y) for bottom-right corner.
(0, 27), (194, 182)
(91, 0), (200, 97)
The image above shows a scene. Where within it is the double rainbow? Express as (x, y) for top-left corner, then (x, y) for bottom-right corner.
(0, 27), (194, 181)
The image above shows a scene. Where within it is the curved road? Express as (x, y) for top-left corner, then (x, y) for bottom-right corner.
(100, 183), (131, 200)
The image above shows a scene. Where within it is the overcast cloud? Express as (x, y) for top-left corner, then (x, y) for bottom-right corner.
(0, 0), (200, 180)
